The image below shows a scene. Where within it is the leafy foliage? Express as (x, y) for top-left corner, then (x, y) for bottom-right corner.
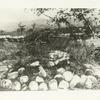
(31, 8), (100, 39)
(66, 40), (95, 74)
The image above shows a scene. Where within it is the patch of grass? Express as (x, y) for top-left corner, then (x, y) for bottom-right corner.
(66, 40), (95, 74)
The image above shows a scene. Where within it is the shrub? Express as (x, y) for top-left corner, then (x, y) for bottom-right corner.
(66, 40), (95, 74)
(94, 47), (100, 64)
(0, 41), (19, 61)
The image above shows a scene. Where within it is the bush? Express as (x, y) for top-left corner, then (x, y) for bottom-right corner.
(0, 41), (19, 61)
(66, 40), (95, 74)
(94, 47), (100, 64)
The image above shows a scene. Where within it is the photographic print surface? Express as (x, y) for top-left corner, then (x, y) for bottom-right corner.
(0, 8), (100, 91)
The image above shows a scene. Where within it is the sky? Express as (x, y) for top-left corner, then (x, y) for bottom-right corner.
(0, 0), (100, 31)
(0, 8), (56, 31)
(0, 8), (35, 31)
(0, 8), (34, 23)
(0, 8), (49, 31)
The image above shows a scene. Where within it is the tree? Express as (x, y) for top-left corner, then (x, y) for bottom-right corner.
(30, 8), (100, 39)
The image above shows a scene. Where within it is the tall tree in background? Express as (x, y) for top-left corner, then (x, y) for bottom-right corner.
(29, 8), (100, 39)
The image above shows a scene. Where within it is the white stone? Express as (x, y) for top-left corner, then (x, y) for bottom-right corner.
(29, 81), (38, 91)
(85, 78), (93, 89)
(7, 64), (13, 69)
(12, 81), (21, 91)
(59, 80), (69, 89)
(85, 69), (94, 75)
(57, 68), (65, 74)
(1, 79), (12, 89)
(93, 69), (100, 78)
(36, 76), (44, 83)
(30, 61), (40, 67)
(39, 83), (48, 91)
(87, 63), (100, 78)
(63, 71), (73, 82)
(0, 72), (6, 79)
(58, 52), (64, 58)
(48, 61), (55, 67)
(84, 64), (94, 69)
(7, 71), (18, 79)
(49, 79), (58, 90)
(19, 75), (29, 84)
(88, 75), (98, 83)
(70, 75), (81, 88)
(0, 62), (4, 66)
(39, 66), (47, 77)
(0, 66), (8, 72)
(80, 75), (88, 86)
(18, 67), (25, 74)
(49, 53), (54, 59)
(0, 79), (5, 87)
(54, 60), (59, 65)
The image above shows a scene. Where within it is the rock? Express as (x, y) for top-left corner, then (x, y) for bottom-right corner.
(39, 66), (47, 77)
(93, 69), (100, 78)
(0, 62), (4, 66)
(36, 76), (44, 83)
(84, 64), (94, 69)
(19, 75), (29, 84)
(49, 50), (69, 61)
(70, 75), (81, 88)
(49, 52), (54, 59)
(54, 60), (59, 65)
(63, 71), (73, 82)
(7, 71), (18, 80)
(0, 79), (6, 87)
(86, 63), (100, 78)
(21, 84), (28, 91)
(85, 69), (94, 75)
(48, 61), (55, 67)
(7, 64), (13, 69)
(80, 75), (88, 86)
(85, 78), (93, 89)
(39, 83), (48, 91)
(49, 79), (58, 90)
(0, 66), (8, 72)
(12, 81), (21, 91)
(29, 81), (38, 91)
(59, 58), (66, 62)
(55, 50), (64, 58)
(67, 61), (70, 64)
(59, 80), (69, 89)
(0, 72), (6, 79)
(88, 75), (98, 83)
(18, 67), (25, 74)
(1, 79), (12, 89)
(0, 79), (4, 87)
(57, 68), (65, 74)
(30, 61), (40, 67)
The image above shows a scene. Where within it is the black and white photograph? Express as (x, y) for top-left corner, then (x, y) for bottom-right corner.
(0, 8), (100, 91)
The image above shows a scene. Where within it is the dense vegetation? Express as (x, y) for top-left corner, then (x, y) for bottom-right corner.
(1, 8), (100, 90)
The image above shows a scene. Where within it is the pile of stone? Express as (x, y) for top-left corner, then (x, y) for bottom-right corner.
(48, 50), (70, 67)
(0, 50), (100, 91)
(0, 62), (99, 91)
